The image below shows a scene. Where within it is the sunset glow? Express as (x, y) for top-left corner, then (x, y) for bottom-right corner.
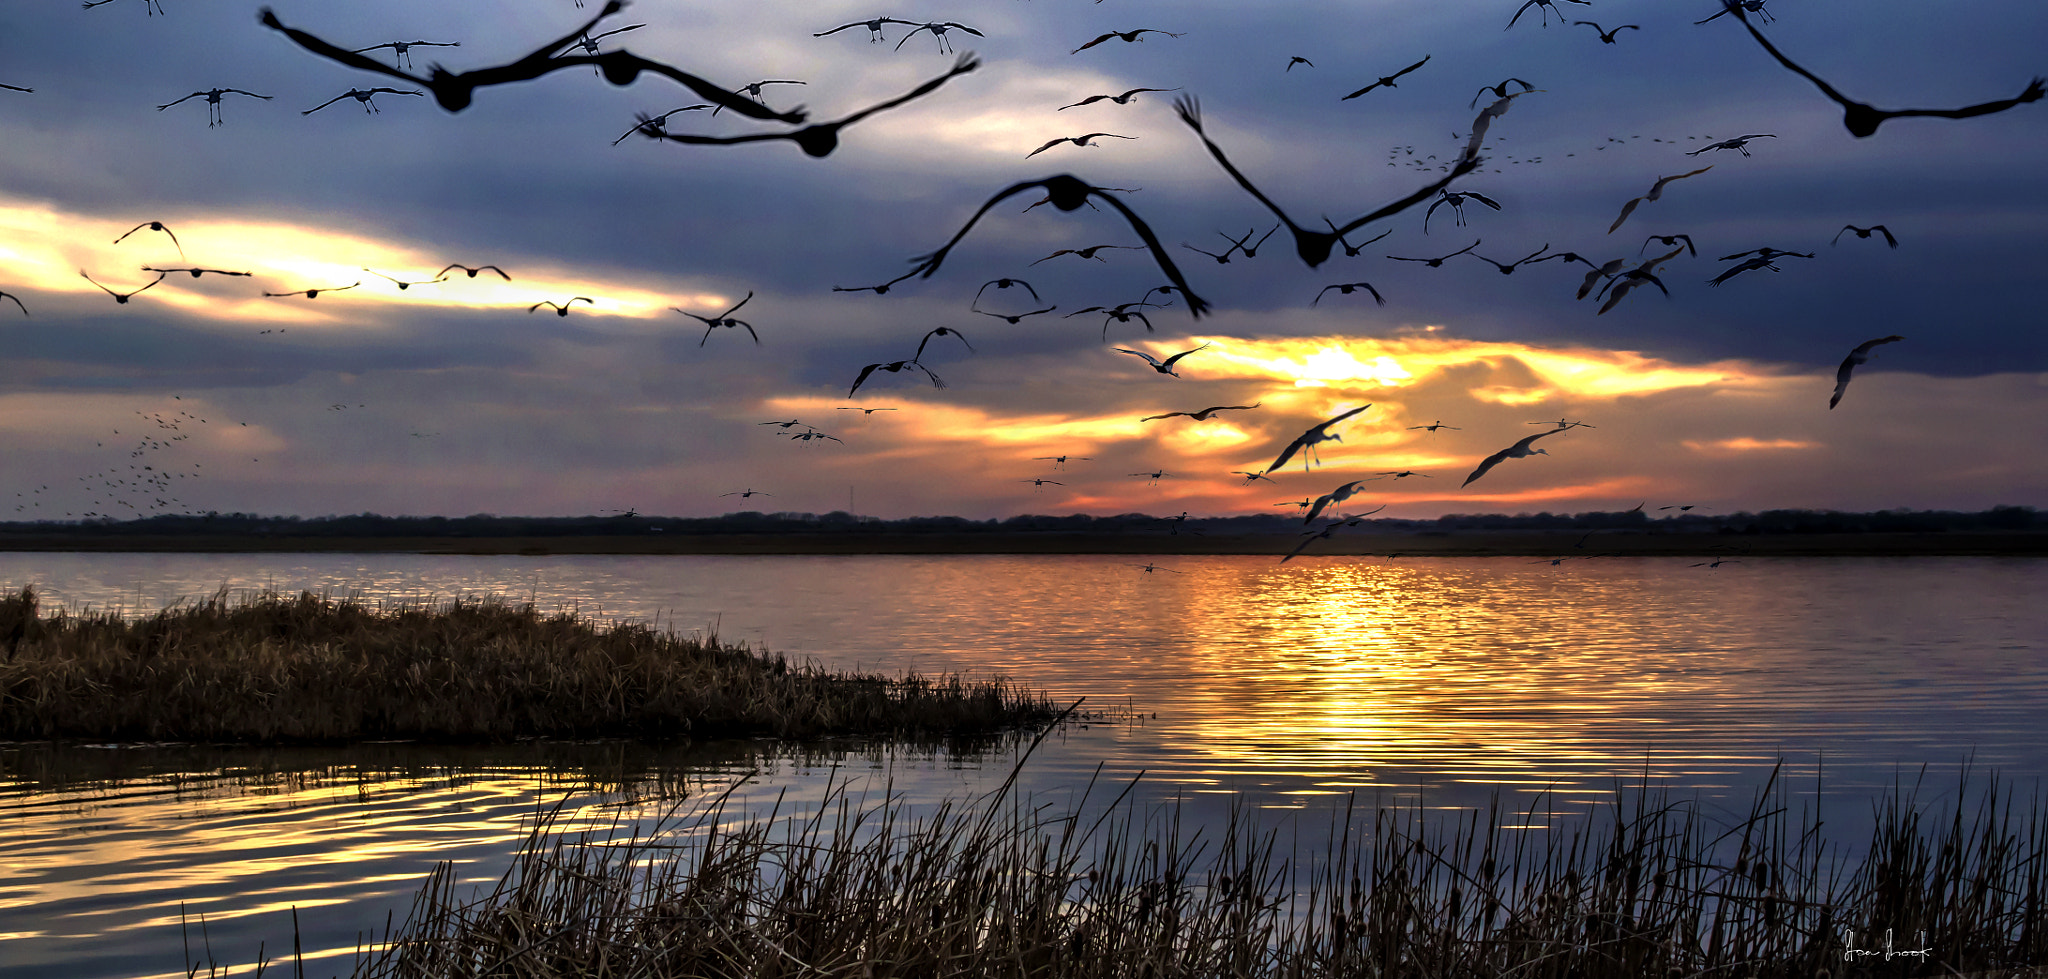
(1, 0), (2039, 521)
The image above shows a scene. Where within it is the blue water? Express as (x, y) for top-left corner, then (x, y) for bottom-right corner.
(2, 552), (2043, 978)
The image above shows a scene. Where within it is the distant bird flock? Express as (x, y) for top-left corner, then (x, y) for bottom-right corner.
(3, 0), (2034, 549)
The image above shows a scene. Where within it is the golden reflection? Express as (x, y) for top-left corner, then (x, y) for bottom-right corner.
(1142, 558), (1737, 785)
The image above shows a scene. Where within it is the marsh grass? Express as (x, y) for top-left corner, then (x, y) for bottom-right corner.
(0, 585), (1057, 743)
(345, 754), (2046, 979)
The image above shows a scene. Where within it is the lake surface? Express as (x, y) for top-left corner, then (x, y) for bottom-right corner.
(3, 552), (2044, 978)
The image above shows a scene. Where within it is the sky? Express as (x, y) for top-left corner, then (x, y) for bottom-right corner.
(2, 0), (2045, 523)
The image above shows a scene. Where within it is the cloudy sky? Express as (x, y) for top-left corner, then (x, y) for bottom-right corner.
(2, 0), (2044, 522)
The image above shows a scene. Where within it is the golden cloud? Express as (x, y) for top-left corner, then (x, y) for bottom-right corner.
(0, 196), (731, 329)
(1682, 437), (1822, 453)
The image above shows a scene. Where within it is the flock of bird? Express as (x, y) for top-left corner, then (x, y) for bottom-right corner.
(4, 0), (2039, 551)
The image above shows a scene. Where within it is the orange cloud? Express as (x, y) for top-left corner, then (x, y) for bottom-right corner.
(1682, 437), (1822, 452)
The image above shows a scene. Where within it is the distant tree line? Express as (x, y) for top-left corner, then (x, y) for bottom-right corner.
(0, 506), (2040, 538)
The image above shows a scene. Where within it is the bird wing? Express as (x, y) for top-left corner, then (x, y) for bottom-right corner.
(79, 271), (119, 297)
(1160, 342), (1212, 368)
(1646, 166), (1714, 200)
(1139, 411), (1187, 422)
(1423, 196), (1449, 230)
(891, 25), (938, 51)
(1329, 156), (1480, 241)
(913, 179), (1060, 277)
(588, 23), (646, 43)
(1303, 481), (1362, 523)
(719, 291), (754, 319)
(1174, 96), (1305, 237)
(1282, 528), (1333, 563)
(1026, 138), (1067, 157)
(848, 363), (883, 397)
(1608, 195), (1645, 234)
(1891, 78), (2047, 123)
(1723, 7), (1863, 119)
(1317, 403), (1372, 431)
(1829, 354), (1859, 409)
(259, 10), (434, 89)
(1071, 33), (1116, 54)
(1115, 348), (1163, 366)
(1854, 334), (1905, 356)
(1269, 403), (1370, 474)
(1264, 437), (1311, 476)
(1467, 192), (1504, 209)
(302, 92), (352, 114)
(830, 53), (979, 129)
(1084, 187), (1211, 317)
(1463, 429), (1551, 486)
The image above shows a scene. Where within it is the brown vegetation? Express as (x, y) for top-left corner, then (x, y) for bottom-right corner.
(0, 586), (1056, 743)
(336, 760), (2046, 979)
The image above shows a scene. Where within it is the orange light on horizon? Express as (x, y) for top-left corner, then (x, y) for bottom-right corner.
(763, 333), (1810, 517)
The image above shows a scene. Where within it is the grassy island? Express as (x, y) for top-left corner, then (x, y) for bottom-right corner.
(0, 586), (1057, 743)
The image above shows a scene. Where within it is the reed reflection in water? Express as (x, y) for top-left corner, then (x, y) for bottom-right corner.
(5, 551), (2042, 805)
(0, 740), (975, 979)
(0, 553), (2042, 978)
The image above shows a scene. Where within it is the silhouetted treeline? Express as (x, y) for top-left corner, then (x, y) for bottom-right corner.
(0, 505), (2040, 538)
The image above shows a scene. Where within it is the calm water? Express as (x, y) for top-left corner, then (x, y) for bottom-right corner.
(2, 552), (2044, 978)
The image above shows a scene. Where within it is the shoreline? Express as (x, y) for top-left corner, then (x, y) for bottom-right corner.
(3, 529), (2047, 557)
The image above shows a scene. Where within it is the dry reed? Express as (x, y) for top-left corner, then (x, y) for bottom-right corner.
(0, 585), (1057, 743)
(347, 757), (2046, 979)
